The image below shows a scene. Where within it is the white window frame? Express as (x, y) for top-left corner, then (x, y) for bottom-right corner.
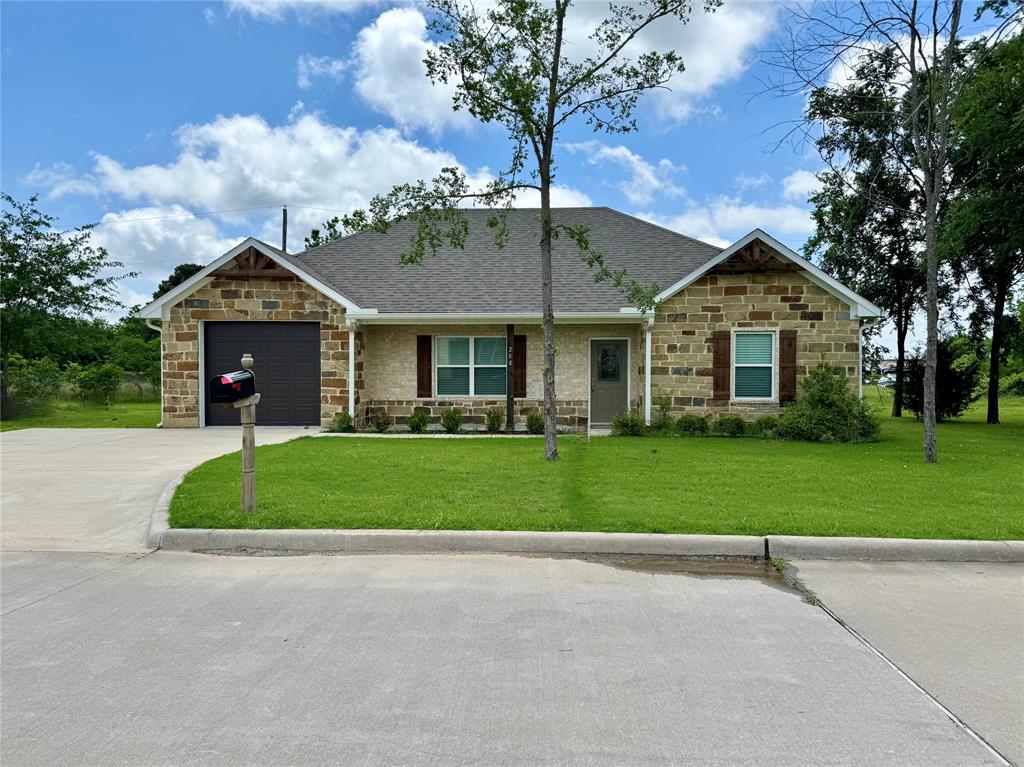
(434, 336), (507, 397)
(731, 329), (778, 403)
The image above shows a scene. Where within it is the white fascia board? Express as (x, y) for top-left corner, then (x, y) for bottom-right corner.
(134, 238), (365, 319)
(653, 228), (884, 319)
(356, 311), (645, 325)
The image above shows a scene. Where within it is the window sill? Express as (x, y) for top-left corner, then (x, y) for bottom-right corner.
(730, 398), (778, 405)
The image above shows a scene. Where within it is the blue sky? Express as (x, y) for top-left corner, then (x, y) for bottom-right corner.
(2, 1), (847, 313)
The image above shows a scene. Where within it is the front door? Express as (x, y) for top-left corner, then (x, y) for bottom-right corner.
(590, 339), (628, 427)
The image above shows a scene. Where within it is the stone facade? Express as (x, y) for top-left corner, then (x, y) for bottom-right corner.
(650, 268), (861, 417)
(161, 275), (361, 429)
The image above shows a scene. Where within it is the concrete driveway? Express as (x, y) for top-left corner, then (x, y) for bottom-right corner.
(0, 427), (311, 553)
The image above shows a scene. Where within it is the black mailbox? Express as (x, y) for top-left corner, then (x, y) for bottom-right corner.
(209, 370), (256, 404)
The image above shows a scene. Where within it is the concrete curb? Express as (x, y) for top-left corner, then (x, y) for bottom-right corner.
(157, 528), (767, 557)
(146, 469), (191, 550)
(768, 535), (1024, 563)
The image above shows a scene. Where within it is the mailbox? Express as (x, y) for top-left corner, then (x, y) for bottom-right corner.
(209, 369), (256, 404)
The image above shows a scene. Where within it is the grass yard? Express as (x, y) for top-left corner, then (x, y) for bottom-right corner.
(171, 395), (1024, 540)
(0, 400), (160, 431)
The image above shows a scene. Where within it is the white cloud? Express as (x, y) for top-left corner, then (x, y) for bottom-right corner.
(225, 0), (373, 22)
(640, 195), (814, 248)
(296, 54), (347, 89)
(566, 141), (683, 205)
(203, 6), (217, 24)
(735, 171), (771, 191)
(782, 169), (821, 201)
(23, 162), (99, 198)
(350, 8), (471, 135)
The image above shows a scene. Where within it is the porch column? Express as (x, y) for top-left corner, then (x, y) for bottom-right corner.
(346, 318), (357, 418)
(644, 316), (653, 425)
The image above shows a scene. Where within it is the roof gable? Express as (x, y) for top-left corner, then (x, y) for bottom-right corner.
(653, 229), (883, 319)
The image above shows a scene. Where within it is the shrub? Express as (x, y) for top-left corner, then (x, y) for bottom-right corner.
(751, 415), (783, 439)
(369, 409), (391, 433)
(675, 413), (709, 436)
(440, 407), (463, 433)
(75, 363), (123, 404)
(484, 407), (504, 433)
(1000, 371), (1024, 396)
(328, 411), (355, 433)
(525, 411), (544, 434)
(652, 393), (675, 434)
(611, 409), (647, 436)
(899, 338), (982, 420)
(406, 411), (429, 434)
(780, 364), (880, 442)
(711, 414), (747, 437)
(4, 355), (62, 416)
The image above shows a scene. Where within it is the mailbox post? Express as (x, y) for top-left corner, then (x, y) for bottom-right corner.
(208, 353), (260, 513)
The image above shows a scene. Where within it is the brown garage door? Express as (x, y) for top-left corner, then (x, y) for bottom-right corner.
(204, 322), (321, 426)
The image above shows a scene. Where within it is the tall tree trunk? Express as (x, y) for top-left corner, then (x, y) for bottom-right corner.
(892, 316), (908, 418)
(922, 193), (939, 463)
(539, 186), (558, 461)
(987, 283), (1006, 425)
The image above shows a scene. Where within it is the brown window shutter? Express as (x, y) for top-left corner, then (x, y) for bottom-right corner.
(711, 330), (731, 400)
(779, 329), (797, 402)
(512, 335), (527, 398)
(416, 335), (432, 397)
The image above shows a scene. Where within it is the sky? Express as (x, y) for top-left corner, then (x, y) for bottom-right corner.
(1, 0), (966, 351)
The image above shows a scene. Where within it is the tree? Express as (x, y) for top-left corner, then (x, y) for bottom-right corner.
(0, 194), (131, 418)
(765, 0), (1022, 462)
(304, 217), (347, 250)
(153, 263), (203, 299)
(942, 34), (1024, 423)
(803, 45), (926, 417)
(343, 0), (716, 460)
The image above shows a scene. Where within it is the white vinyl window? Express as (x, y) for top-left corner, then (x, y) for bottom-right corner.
(733, 331), (775, 400)
(436, 337), (506, 396)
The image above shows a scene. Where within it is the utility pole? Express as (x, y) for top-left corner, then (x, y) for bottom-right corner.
(281, 205), (288, 254)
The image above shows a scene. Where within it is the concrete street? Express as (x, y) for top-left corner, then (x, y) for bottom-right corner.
(0, 427), (311, 552)
(792, 560), (1024, 766)
(0, 550), (1005, 766)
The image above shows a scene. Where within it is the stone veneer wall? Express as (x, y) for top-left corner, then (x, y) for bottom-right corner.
(650, 270), (860, 417)
(161, 275), (361, 429)
(361, 323), (643, 430)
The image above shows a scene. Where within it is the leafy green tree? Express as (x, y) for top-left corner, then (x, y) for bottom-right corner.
(804, 45), (926, 417)
(304, 217), (347, 250)
(0, 194), (132, 418)
(943, 34), (1024, 423)
(343, 0), (716, 460)
(153, 263), (203, 299)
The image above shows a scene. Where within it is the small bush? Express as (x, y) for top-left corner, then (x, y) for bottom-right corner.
(751, 415), (784, 439)
(525, 411), (544, 434)
(675, 413), (709, 436)
(369, 409), (391, 433)
(652, 393), (675, 434)
(1000, 371), (1024, 396)
(611, 409), (647, 436)
(440, 407), (463, 433)
(781, 364), (880, 442)
(711, 414), (747, 437)
(328, 411), (355, 433)
(900, 338), (982, 420)
(75, 363), (123, 404)
(5, 355), (62, 416)
(484, 407), (504, 433)
(406, 411), (429, 434)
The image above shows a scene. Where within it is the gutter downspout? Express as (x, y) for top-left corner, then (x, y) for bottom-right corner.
(146, 319), (164, 427)
(644, 316), (653, 425)
(858, 319), (864, 399)
(346, 318), (357, 419)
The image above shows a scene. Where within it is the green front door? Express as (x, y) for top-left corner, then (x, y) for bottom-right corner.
(590, 339), (628, 427)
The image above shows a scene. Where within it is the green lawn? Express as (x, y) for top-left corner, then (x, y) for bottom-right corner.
(171, 396), (1024, 540)
(0, 400), (160, 431)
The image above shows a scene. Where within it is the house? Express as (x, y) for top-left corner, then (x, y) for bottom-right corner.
(136, 207), (882, 430)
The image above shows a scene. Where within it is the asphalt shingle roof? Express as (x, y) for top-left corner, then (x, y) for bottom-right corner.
(291, 207), (722, 313)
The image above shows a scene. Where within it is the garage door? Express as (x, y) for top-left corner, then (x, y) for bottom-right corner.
(204, 322), (321, 426)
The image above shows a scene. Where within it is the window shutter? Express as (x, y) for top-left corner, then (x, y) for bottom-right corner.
(779, 329), (797, 402)
(416, 335), (432, 397)
(513, 335), (527, 398)
(712, 330), (731, 400)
